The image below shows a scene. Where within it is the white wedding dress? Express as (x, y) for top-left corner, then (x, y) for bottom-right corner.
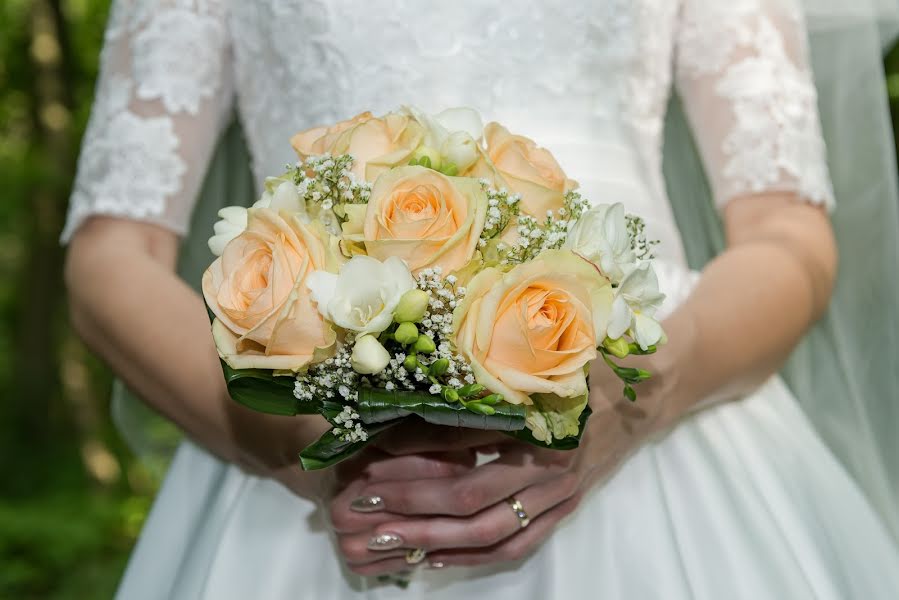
(63, 1), (899, 598)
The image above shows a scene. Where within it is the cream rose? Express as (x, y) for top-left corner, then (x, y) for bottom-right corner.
(471, 122), (578, 217)
(291, 111), (424, 182)
(452, 250), (613, 406)
(343, 165), (488, 274)
(202, 208), (338, 371)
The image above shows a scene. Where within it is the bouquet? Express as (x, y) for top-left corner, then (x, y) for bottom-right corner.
(202, 107), (665, 470)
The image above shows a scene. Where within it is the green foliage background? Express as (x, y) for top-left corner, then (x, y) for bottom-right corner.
(0, 2), (898, 598)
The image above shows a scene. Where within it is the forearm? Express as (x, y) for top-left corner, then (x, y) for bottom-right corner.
(65, 219), (324, 472)
(652, 193), (837, 426)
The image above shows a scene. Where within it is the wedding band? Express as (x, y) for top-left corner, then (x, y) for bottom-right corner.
(405, 548), (427, 565)
(506, 497), (530, 529)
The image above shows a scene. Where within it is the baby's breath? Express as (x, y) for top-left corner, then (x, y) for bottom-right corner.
(504, 190), (590, 264)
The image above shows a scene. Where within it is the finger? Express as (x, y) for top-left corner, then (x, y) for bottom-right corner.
(352, 451), (478, 484)
(328, 452), (480, 533)
(337, 531), (409, 566)
(365, 471), (582, 552)
(357, 445), (576, 516)
(374, 422), (510, 456)
(346, 557), (418, 578)
(426, 492), (584, 568)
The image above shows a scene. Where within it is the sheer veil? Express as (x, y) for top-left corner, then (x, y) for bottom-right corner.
(665, 0), (899, 540)
(112, 0), (899, 542)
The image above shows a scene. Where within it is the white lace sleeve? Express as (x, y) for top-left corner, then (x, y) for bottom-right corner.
(61, 0), (233, 242)
(674, 0), (835, 210)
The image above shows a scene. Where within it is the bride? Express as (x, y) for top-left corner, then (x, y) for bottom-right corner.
(63, 0), (899, 598)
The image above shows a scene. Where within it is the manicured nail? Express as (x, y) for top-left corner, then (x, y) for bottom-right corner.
(350, 495), (384, 512)
(367, 533), (404, 551)
(428, 561), (446, 569)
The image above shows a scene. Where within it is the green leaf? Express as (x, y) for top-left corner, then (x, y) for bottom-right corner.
(298, 420), (398, 471)
(221, 360), (318, 416)
(357, 387), (526, 431)
(506, 405), (593, 451)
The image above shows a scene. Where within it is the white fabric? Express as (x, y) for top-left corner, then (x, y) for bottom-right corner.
(61, 0), (899, 597)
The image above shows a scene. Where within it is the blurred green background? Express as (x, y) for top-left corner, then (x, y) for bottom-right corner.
(1, 1), (899, 598)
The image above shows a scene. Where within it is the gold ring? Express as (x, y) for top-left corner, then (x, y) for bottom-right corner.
(506, 497), (530, 528)
(405, 548), (427, 565)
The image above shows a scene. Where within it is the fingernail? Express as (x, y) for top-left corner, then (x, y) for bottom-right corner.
(428, 561), (446, 569)
(367, 533), (404, 551)
(350, 495), (384, 512)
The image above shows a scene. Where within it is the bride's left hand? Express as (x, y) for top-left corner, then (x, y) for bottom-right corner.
(328, 358), (672, 576)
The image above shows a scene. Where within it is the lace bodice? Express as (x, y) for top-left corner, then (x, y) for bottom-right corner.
(62, 0), (834, 266)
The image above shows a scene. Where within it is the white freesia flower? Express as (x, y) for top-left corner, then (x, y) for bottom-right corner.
(207, 179), (306, 256)
(564, 203), (635, 283)
(441, 130), (479, 172)
(255, 178), (306, 215)
(607, 262), (666, 350)
(351, 334), (391, 374)
(207, 206), (248, 256)
(404, 106), (484, 161)
(306, 255), (416, 335)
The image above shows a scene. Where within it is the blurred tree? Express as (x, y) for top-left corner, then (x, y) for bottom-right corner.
(0, 1), (154, 597)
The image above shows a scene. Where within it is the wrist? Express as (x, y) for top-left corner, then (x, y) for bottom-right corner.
(642, 308), (700, 434)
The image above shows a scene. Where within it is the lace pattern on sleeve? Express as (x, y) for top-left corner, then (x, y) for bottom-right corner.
(62, 0), (231, 242)
(675, 0), (835, 210)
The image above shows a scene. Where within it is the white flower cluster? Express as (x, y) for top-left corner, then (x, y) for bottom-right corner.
(330, 405), (369, 443)
(290, 153), (372, 212)
(479, 183), (521, 245)
(505, 190), (590, 264)
(293, 343), (360, 404)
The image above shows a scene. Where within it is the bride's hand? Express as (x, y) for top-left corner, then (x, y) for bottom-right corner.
(327, 357), (671, 575)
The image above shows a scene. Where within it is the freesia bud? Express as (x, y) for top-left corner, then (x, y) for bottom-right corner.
(429, 358), (449, 376)
(603, 336), (630, 359)
(440, 131), (478, 172)
(403, 354), (419, 371)
(414, 334), (437, 354)
(394, 289), (430, 323)
(351, 335), (391, 375)
(394, 322), (420, 345)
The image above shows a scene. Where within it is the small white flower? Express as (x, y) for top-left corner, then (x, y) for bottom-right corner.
(607, 263), (666, 350)
(306, 255), (415, 335)
(351, 334), (392, 375)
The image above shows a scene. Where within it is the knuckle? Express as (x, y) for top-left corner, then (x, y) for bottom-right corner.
(557, 472), (581, 499)
(472, 521), (505, 547)
(451, 482), (485, 515)
(422, 458), (457, 479)
(546, 450), (576, 470)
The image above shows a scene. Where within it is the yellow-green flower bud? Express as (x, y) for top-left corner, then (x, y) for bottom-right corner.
(394, 322), (419, 345)
(429, 358), (449, 376)
(603, 336), (630, 359)
(403, 353), (419, 371)
(442, 388), (460, 402)
(411, 145), (442, 170)
(394, 289), (430, 323)
(414, 334), (436, 354)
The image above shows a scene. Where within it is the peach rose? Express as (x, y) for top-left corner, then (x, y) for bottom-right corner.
(291, 112), (424, 182)
(452, 250), (613, 407)
(470, 122), (578, 217)
(342, 165), (488, 274)
(202, 208), (338, 371)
